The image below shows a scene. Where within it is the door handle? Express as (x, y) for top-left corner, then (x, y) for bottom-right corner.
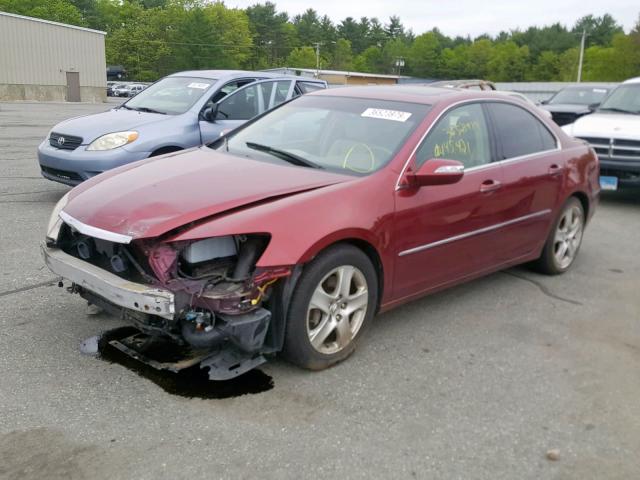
(548, 164), (564, 175)
(480, 179), (502, 193)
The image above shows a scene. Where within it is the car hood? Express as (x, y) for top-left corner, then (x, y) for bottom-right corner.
(53, 108), (170, 145)
(541, 104), (591, 114)
(566, 112), (640, 139)
(63, 148), (353, 240)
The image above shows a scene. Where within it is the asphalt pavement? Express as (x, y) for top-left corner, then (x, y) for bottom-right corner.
(1, 100), (639, 480)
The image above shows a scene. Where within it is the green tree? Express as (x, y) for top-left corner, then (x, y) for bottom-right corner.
(527, 50), (561, 80)
(0, 0), (85, 25)
(293, 8), (322, 44)
(330, 38), (353, 70)
(384, 15), (404, 40)
(486, 41), (529, 81)
(573, 14), (623, 47)
(466, 39), (493, 78)
(245, 2), (296, 68)
(286, 46), (318, 69)
(407, 31), (443, 77)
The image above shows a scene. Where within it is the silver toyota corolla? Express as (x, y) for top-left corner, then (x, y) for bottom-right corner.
(38, 70), (326, 185)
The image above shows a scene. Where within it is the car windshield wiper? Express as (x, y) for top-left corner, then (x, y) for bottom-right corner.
(598, 107), (639, 114)
(118, 104), (134, 110)
(245, 142), (322, 169)
(129, 106), (167, 115)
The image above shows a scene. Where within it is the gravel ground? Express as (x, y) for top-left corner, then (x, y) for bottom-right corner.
(1, 100), (639, 480)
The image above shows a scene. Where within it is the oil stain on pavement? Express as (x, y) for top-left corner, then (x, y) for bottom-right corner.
(84, 327), (273, 399)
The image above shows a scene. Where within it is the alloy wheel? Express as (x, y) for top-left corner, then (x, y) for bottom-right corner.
(553, 205), (584, 269)
(306, 265), (369, 355)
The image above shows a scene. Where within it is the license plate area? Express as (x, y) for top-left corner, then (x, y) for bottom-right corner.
(599, 175), (618, 191)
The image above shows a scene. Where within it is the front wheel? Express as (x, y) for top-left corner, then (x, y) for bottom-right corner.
(283, 245), (378, 370)
(533, 197), (585, 275)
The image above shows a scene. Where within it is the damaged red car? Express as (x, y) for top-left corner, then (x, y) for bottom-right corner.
(43, 86), (599, 379)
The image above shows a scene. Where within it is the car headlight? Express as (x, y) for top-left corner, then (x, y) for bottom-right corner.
(87, 131), (138, 151)
(46, 191), (71, 241)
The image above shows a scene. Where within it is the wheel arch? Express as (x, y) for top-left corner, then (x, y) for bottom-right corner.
(570, 190), (590, 220)
(298, 234), (386, 314)
(149, 145), (184, 157)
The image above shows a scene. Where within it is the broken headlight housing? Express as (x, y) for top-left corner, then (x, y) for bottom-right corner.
(175, 235), (270, 282)
(46, 191), (71, 241)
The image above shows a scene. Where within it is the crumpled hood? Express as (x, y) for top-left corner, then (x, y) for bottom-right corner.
(63, 148), (352, 239)
(566, 112), (640, 140)
(53, 108), (170, 145)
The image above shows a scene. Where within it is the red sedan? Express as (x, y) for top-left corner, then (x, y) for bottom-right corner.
(43, 86), (599, 379)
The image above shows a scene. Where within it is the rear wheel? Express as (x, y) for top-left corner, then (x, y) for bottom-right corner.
(283, 244), (378, 370)
(533, 197), (585, 275)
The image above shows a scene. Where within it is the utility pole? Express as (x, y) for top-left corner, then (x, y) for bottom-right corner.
(577, 29), (586, 83)
(313, 42), (321, 78)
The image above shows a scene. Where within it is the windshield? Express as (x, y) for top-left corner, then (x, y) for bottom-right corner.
(213, 95), (431, 176)
(598, 84), (640, 114)
(124, 76), (216, 115)
(549, 87), (610, 105)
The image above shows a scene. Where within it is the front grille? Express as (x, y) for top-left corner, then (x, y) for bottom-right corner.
(40, 166), (82, 182)
(49, 132), (83, 150)
(577, 137), (640, 162)
(551, 112), (577, 126)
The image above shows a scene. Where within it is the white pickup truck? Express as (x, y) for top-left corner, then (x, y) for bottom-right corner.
(562, 77), (640, 190)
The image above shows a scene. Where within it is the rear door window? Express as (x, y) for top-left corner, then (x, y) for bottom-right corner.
(487, 102), (557, 159)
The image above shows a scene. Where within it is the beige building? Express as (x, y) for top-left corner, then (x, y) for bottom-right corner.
(0, 11), (106, 102)
(263, 68), (402, 86)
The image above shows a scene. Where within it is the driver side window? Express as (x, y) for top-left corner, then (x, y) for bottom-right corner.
(204, 79), (255, 109)
(415, 103), (491, 169)
(217, 83), (261, 121)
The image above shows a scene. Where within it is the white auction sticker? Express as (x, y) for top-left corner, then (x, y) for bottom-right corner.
(361, 108), (412, 122)
(188, 82), (210, 89)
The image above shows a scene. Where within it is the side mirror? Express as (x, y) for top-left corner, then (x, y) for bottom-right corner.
(202, 106), (217, 122)
(588, 102), (600, 111)
(409, 159), (464, 187)
(540, 99), (549, 105)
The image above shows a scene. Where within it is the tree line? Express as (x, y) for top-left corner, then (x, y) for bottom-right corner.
(2, 0), (640, 82)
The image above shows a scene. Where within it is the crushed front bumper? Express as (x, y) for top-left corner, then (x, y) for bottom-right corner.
(42, 243), (175, 319)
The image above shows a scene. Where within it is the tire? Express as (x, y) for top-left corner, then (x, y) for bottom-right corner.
(533, 197), (585, 275)
(282, 244), (378, 370)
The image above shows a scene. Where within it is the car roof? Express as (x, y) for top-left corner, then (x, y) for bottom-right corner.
(310, 85), (486, 105)
(623, 77), (640, 84)
(167, 70), (324, 83)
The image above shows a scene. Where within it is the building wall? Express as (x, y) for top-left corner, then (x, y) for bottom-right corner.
(0, 12), (106, 102)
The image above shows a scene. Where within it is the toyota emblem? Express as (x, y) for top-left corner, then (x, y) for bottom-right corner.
(57, 136), (66, 146)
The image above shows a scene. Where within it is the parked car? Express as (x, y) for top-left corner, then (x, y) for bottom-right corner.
(42, 86), (598, 379)
(38, 70), (327, 185)
(492, 90), (553, 119)
(106, 81), (117, 96)
(113, 83), (146, 97)
(107, 83), (126, 97)
(540, 84), (614, 126)
(428, 79), (497, 91)
(562, 77), (640, 190)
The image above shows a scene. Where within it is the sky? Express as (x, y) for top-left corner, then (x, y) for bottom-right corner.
(226, 0), (639, 38)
